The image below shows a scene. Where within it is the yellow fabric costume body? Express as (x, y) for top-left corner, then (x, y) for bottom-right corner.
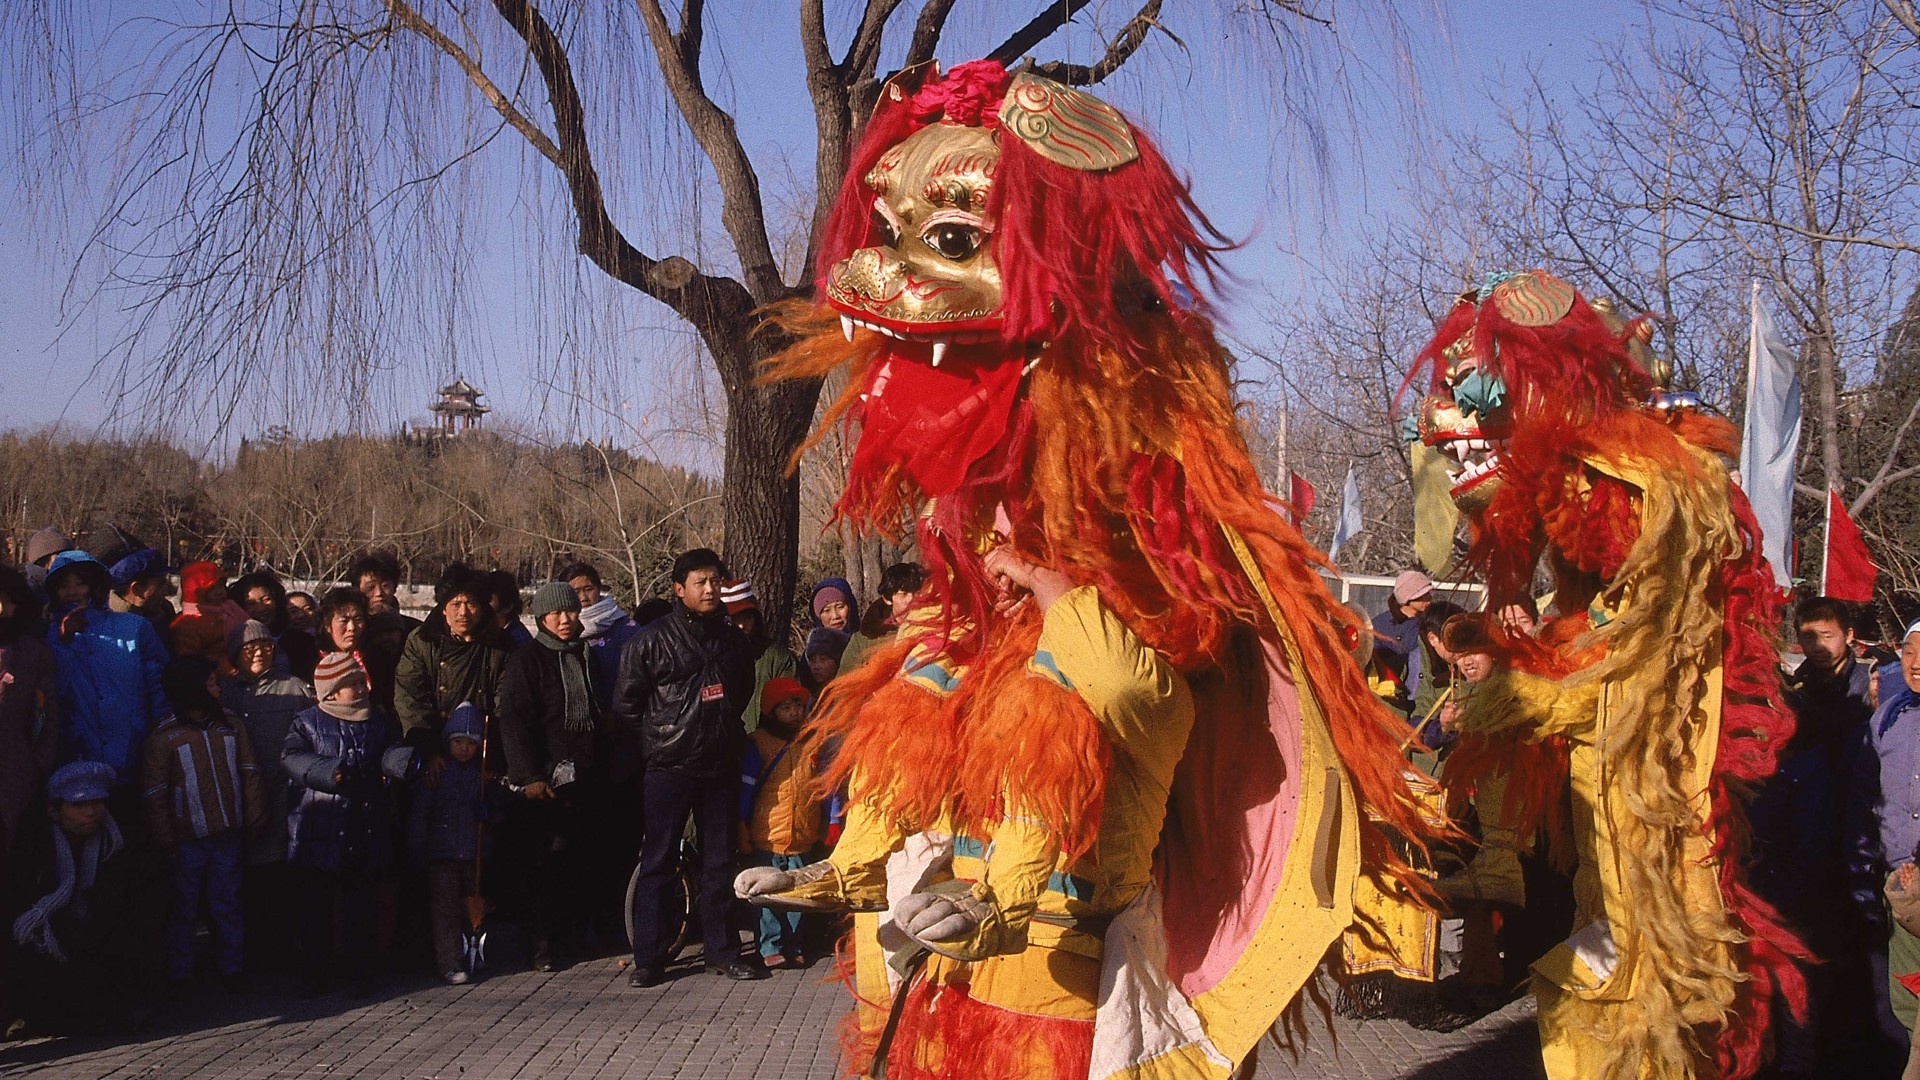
(800, 574), (1365, 1080)
(1459, 460), (1736, 1078)
(1408, 272), (1807, 1080)
(740, 59), (1436, 1080)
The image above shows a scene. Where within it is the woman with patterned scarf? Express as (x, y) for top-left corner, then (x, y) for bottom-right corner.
(498, 581), (608, 970)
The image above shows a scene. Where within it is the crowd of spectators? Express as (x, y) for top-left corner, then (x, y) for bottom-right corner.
(0, 522), (925, 1039)
(13, 518), (1920, 1077)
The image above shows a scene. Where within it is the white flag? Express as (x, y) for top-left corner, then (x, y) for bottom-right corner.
(1328, 467), (1363, 564)
(1738, 281), (1801, 589)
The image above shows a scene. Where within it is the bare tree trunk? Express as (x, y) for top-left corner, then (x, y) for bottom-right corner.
(722, 371), (819, 633)
(1805, 248), (1846, 496)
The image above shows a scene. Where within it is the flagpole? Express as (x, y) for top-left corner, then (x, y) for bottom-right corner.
(1275, 401), (1288, 490)
(1821, 488), (1832, 596)
(1746, 281), (1760, 423)
(1274, 401), (1289, 522)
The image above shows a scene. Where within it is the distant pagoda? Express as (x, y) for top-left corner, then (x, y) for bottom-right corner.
(429, 376), (490, 434)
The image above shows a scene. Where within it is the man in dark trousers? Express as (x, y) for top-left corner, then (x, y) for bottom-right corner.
(1756, 596), (1906, 1074)
(615, 548), (755, 986)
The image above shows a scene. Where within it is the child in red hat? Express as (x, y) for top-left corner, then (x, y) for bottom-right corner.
(169, 562), (249, 676)
(737, 677), (840, 968)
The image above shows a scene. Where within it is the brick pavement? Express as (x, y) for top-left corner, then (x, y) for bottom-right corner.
(1, 958), (1544, 1079)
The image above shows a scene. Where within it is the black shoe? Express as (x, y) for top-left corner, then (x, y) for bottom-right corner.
(627, 964), (661, 988)
(707, 960), (765, 981)
(530, 938), (553, 973)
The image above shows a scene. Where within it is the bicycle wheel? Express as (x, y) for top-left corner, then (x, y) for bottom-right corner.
(624, 849), (698, 957)
(671, 838), (701, 952)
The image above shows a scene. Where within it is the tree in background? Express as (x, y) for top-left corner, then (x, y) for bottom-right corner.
(13, 0), (1385, 633)
(1275, 0), (1919, 604)
(0, 426), (718, 604)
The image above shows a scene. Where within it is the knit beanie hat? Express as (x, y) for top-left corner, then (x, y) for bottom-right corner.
(528, 580), (581, 619)
(313, 651), (367, 701)
(25, 527), (74, 566)
(810, 578), (855, 623)
(721, 578), (759, 615)
(47, 761), (116, 803)
(760, 676), (810, 717)
(444, 701), (484, 744)
(804, 626), (850, 661)
(181, 561), (225, 602)
(227, 619), (275, 660)
(1392, 570), (1434, 605)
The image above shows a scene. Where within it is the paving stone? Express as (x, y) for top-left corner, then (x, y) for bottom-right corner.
(0, 960), (1543, 1079)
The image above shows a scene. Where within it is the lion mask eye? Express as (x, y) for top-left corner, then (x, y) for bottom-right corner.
(871, 203), (901, 247)
(924, 222), (983, 261)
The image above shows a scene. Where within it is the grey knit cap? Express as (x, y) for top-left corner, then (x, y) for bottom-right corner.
(528, 580), (581, 619)
(227, 619), (274, 658)
(26, 527), (74, 566)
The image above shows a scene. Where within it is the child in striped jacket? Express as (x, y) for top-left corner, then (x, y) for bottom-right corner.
(140, 655), (267, 987)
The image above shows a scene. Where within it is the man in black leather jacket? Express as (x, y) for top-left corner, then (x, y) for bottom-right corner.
(614, 548), (755, 985)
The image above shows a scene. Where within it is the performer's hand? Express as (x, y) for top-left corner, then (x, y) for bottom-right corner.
(521, 781), (553, 800)
(1438, 701), (1463, 733)
(733, 860), (841, 910)
(894, 890), (982, 944)
(983, 548), (1073, 614)
(734, 864), (799, 900)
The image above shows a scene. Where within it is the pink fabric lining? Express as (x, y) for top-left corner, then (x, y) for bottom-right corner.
(1159, 637), (1303, 996)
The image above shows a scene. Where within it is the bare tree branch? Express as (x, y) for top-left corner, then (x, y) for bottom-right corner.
(1030, 1), (1169, 86)
(902, 0), (958, 74)
(679, 0), (705, 78)
(471, 0), (757, 347)
(384, 1), (563, 167)
(1664, 194), (1920, 255)
(845, 0), (905, 79)
(631, 0), (787, 303)
(798, 0), (833, 77)
(988, 1), (1096, 67)
(1852, 392), (1920, 514)
(799, 0), (908, 285)
(1883, 0), (1920, 46)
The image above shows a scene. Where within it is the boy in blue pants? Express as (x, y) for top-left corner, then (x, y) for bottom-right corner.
(737, 678), (838, 968)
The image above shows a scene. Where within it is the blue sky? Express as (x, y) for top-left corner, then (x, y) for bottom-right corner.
(0, 1), (1629, 468)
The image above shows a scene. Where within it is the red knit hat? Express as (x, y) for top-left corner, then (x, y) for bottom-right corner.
(760, 676), (809, 717)
(181, 561), (225, 601)
(722, 578), (759, 616)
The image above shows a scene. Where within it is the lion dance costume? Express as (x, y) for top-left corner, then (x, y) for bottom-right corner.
(734, 60), (1433, 1079)
(1406, 271), (1810, 1079)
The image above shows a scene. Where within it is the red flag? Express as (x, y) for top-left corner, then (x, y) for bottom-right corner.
(1823, 489), (1877, 601)
(1289, 471), (1316, 522)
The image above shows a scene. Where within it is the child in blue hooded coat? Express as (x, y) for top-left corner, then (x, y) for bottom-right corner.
(406, 703), (501, 983)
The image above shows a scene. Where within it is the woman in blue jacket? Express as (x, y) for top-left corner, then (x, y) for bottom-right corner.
(43, 551), (167, 835)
